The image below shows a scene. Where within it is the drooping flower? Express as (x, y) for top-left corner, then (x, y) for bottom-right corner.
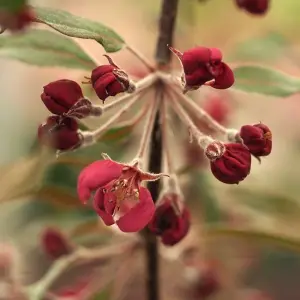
(37, 116), (82, 151)
(77, 155), (167, 232)
(41, 228), (73, 259)
(239, 123), (272, 157)
(169, 46), (234, 92)
(90, 55), (136, 102)
(205, 141), (251, 184)
(148, 193), (190, 246)
(235, 0), (270, 15)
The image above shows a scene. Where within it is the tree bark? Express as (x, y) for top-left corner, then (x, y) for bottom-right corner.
(144, 1), (179, 300)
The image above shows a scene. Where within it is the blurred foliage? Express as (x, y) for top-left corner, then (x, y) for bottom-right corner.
(35, 6), (126, 53)
(0, 29), (96, 69)
(233, 66), (300, 96)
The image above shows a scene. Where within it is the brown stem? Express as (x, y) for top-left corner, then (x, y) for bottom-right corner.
(143, 1), (179, 300)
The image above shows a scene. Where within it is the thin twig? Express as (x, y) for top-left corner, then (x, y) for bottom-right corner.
(126, 45), (155, 72)
(135, 93), (160, 160)
(170, 86), (228, 135)
(25, 242), (135, 300)
(167, 89), (213, 149)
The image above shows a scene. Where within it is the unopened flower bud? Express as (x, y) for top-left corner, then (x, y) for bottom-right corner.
(239, 123), (272, 157)
(0, 5), (34, 33)
(41, 228), (73, 259)
(90, 55), (135, 102)
(236, 0), (270, 15)
(169, 46), (234, 92)
(41, 79), (84, 115)
(148, 193), (190, 246)
(37, 116), (82, 151)
(205, 141), (251, 184)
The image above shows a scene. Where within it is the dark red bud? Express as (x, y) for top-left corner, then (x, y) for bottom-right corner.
(41, 228), (73, 259)
(171, 46), (233, 91)
(90, 56), (133, 102)
(0, 5), (35, 33)
(41, 80), (84, 115)
(239, 123), (272, 156)
(206, 142), (251, 184)
(236, 0), (269, 15)
(148, 193), (190, 246)
(193, 268), (220, 299)
(37, 116), (82, 151)
(203, 95), (230, 125)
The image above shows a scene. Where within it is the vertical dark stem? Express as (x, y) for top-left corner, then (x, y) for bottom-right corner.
(144, 1), (179, 300)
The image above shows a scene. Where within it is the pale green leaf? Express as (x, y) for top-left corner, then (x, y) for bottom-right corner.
(233, 66), (300, 97)
(0, 29), (96, 69)
(229, 32), (288, 62)
(35, 7), (125, 53)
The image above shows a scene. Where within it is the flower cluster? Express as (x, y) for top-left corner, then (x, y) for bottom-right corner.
(34, 42), (272, 245)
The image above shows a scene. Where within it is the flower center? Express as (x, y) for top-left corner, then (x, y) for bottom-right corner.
(264, 131), (272, 141)
(103, 170), (140, 216)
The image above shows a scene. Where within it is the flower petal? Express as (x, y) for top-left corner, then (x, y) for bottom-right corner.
(210, 63), (235, 89)
(93, 188), (115, 226)
(116, 187), (155, 232)
(77, 159), (122, 204)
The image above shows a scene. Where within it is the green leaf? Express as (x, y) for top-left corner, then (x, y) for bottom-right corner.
(0, 0), (25, 13)
(231, 188), (300, 218)
(229, 32), (289, 62)
(233, 66), (300, 97)
(35, 7), (125, 53)
(0, 29), (96, 69)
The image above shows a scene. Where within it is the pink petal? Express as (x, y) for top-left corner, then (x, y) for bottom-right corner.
(116, 187), (155, 233)
(93, 188), (115, 226)
(77, 160), (122, 204)
(211, 63), (235, 89)
(209, 48), (223, 61)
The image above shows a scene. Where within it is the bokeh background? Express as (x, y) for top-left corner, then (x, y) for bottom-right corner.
(1, 0), (300, 299)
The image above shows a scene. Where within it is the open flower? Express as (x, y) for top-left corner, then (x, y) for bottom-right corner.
(77, 155), (167, 232)
(235, 0), (269, 15)
(90, 55), (136, 102)
(148, 193), (190, 246)
(205, 141), (251, 184)
(239, 123), (272, 157)
(169, 46), (234, 92)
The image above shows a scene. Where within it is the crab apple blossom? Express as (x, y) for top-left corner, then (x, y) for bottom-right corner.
(41, 228), (73, 259)
(205, 141), (251, 184)
(239, 123), (272, 157)
(148, 193), (190, 246)
(37, 116), (82, 151)
(90, 55), (136, 102)
(0, 5), (34, 33)
(77, 156), (167, 232)
(169, 46), (234, 92)
(235, 0), (270, 15)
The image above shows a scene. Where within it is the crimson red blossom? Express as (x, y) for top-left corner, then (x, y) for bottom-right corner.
(91, 55), (135, 102)
(37, 116), (82, 151)
(41, 79), (84, 115)
(148, 193), (190, 246)
(0, 5), (34, 32)
(239, 123), (272, 157)
(169, 46), (234, 92)
(235, 0), (269, 15)
(77, 156), (166, 232)
(41, 228), (73, 259)
(205, 141), (251, 184)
